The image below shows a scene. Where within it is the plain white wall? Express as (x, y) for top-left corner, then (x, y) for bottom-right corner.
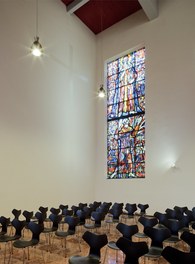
(95, 0), (195, 214)
(0, 0), (97, 217)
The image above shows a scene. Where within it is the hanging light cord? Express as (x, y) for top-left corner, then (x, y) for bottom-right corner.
(36, 0), (39, 38)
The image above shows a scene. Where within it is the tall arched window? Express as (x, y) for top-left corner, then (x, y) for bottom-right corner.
(107, 47), (145, 179)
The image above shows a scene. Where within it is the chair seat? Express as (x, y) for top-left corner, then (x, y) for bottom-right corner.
(0, 234), (20, 242)
(107, 241), (119, 250)
(84, 223), (95, 229)
(145, 246), (163, 258)
(164, 235), (180, 243)
(55, 230), (75, 237)
(134, 232), (148, 238)
(69, 255), (100, 264)
(43, 227), (57, 233)
(13, 239), (39, 248)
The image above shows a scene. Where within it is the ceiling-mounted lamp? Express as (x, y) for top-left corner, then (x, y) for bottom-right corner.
(31, 0), (43, 57)
(97, 6), (106, 98)
(98, 84), (106, 98)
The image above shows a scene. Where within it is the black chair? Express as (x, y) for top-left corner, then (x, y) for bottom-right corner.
(104, 223), (138, 263)
(83, 206), (93, 223)
(137, 204), (149, 216)
(59, 204), (68, 213)
(162, 246), (195, 264)
(89, 201), (102, 211)
(35, 211), (46, 225)
(143, 226), (171, 263)
(134, 216), (158, 240)
(22, 210), (34, 231)
(154, 211), (168, 228)
(106, 205), (123, 233)
(77, 209), (88, 226)
(123, 203), (137, 223)
(84, 211), (105, 233)
(50, 207), (61, 215)
(116, 237), (148, 264)
(76, 209), (89, 235)
(55, 215), (80, 257)
(12, 209), (22, 220)
(39, 206), (50, 225)
(12, 221), (44, 263)
(99, 202), (112, 213)
(0, 218), (26, 263)
(63, 209), (73, 217)
(185, 209), (195, 226)
(180, 231), (195, 252)
(174, 206), (188, 214)
(42, 213), (63, 251)
(71, 205), (80, 217)
(39, 206), (48, 218)
(165, 208), (182, 220)
(0, 216), (11, 236)
(69, 231), (108, 264)
(78, 203), (88, 210)
(163, 218), (184, 246)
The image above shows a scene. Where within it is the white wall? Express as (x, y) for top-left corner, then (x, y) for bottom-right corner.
(95, 0), (195, 214)
(0, 0), (97, 216)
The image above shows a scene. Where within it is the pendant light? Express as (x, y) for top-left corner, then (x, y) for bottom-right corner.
(97, 6), (106, 98)
(98, 84), (106, 98)
(31, 0), (43, 57)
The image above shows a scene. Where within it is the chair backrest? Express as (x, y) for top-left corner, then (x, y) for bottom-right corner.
(78, 203), (88, 209)
(49, 213), (63, 228)
(163, 219), (184, 236)
(82, 231), (108, 259)
(139, 216), (158, 228)
(181, 231), (195, 252)
(138, 204), (149, 214)
(116, 223), (138, 240)
(28, 222), (44, 241)
(174, 206), (188, 214)
(185, 210), (194, 222)
(59, 204), (68, 214)
(91, 211), (105, 225)
(116, 237), (148, 264)
(109, 207), (123, 220)
(89, 201), (102, 211)
(76, 210), (87, 224)
(165, 208), (182, 220)
(65, 216), (79, 232)
(23, 210), (33, 223)
(154, 212), (168, 225)
(39, 206), (48, 218)
(83, 206), (93, 218)
(35, 211), (46, 225)
(50, 207), (60, 215)
(0, 216), (10, 233)
(12, 209), (21, 220)
(62, 209), (73, 216)
(144, 226), (171, 248)
(71, 205), (79, 216)
(11, 219), (26, 237)
(125, 203), (137, 215)
(162, 246), (195, 264)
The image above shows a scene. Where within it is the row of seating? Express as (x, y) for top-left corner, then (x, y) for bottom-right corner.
(1, 202), (195, 263)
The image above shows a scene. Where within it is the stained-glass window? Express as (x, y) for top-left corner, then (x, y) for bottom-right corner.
(107, 47), (145, 179)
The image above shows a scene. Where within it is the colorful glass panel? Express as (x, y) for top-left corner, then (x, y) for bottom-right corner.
(107, 47), (145, 179)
